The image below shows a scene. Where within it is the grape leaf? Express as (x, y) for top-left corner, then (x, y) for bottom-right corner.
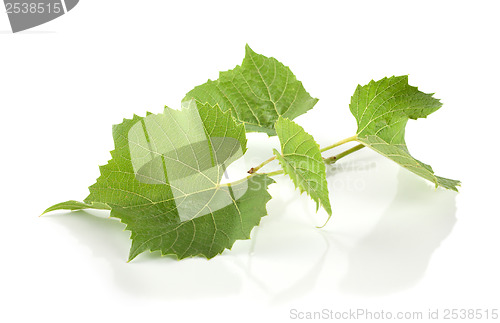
(183, 45), (318, 136)
(350, 75), (460, 191)
(273, 117), (332, 216)
(45, 100), (274, 261)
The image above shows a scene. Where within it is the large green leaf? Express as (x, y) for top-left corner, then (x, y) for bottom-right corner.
(273, 117), (332, 216)
(183, 45), (318, 136)
(45, 100), (274, 261)
(113, 174), (273, 261)
(350, 75), (460, 191)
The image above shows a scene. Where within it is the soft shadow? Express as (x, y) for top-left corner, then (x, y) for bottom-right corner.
(227, 183), (331, 303)
(339, 169), (458, 295)
(270, 230), (330, 304)
(48, 210), (242, 299)
(326, 156), (377, 178)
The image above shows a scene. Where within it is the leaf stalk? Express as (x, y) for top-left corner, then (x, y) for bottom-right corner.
(319, 135), (358, 153)
(324, 144), (365, 164)
(228, 135), (365, 187)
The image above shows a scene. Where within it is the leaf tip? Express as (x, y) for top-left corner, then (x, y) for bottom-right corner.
(127, 252), (137, 263)
(244, 43), (254, 55)
(127, 242), (143, 262)
(40, 205), (56, 217)
(316, 212), (333, 228)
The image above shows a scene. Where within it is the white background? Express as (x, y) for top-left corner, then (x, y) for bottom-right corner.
(1, 1), (499, 322)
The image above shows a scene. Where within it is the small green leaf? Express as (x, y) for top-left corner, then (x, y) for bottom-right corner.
(183, 45), (318, 136)
(41, 200), (110, 216)
(273, 117), (332, 216)
(45, 100), (274, 261)
(350, 75), (460, 191)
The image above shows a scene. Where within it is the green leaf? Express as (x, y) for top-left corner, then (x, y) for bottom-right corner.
(273, 117), (332, 216)
(46, 100), (274, 261)
(197, 101), (247, 155)
(183, 44), (318, 136)
(350, 75), (460, 191)
(114, 174), (273, 261)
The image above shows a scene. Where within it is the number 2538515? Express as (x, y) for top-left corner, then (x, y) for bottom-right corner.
(5, 2), (62, 14)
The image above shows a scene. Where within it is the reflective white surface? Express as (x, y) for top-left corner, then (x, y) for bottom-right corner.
(39, 147), (459, 299)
